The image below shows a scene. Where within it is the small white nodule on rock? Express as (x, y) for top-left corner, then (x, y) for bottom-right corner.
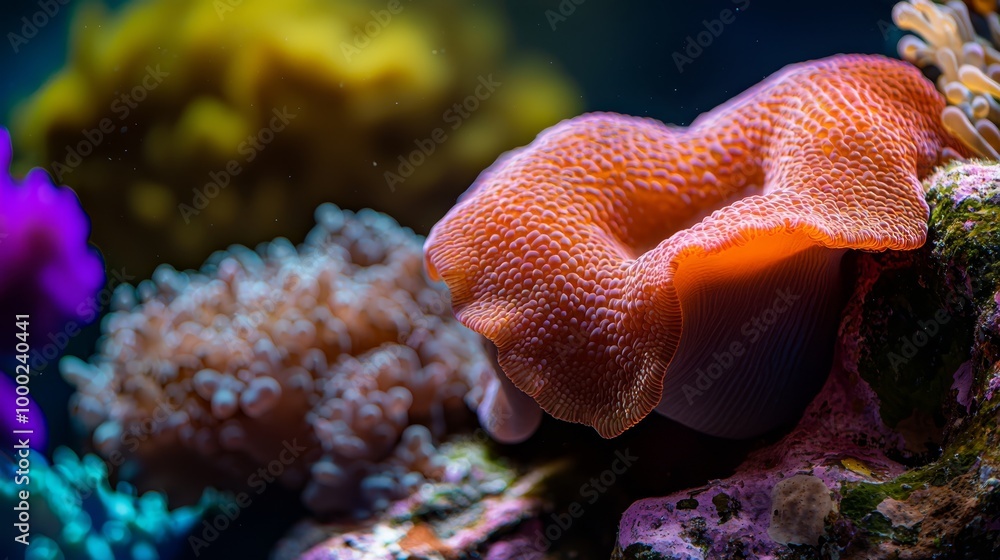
(767, 474), (835, 546)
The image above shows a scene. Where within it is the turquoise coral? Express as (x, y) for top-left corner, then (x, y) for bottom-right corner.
(0, 447), (217, 560)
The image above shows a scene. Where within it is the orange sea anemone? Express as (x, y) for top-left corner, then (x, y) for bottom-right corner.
(425, 54), (968, 441)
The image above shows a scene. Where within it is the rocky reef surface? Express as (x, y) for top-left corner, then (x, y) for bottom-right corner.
(615, 160), (1000, 559)
(255, 162), (1000, 559)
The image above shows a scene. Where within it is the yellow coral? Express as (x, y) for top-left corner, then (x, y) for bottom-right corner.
(13, 0), (581, 276)
(893, 0), (1000, 159)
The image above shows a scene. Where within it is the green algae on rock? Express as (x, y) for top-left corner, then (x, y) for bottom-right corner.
(272, 438), (559, 560)
(616, 161), (1000, 559)
(840, 161), (1000, 558)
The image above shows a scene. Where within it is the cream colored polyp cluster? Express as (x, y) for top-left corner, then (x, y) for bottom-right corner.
(61, 204), (491, 516)
(894, 0), (1000, 159)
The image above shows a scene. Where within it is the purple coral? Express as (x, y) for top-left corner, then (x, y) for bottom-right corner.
(0, 371), (46, 451)
(0, 128), (104, 356)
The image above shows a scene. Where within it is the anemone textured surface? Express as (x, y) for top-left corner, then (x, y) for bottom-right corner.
(620, 160), (1000, 559)
(62, 203), (491, 516)
(425, 54), (968, 439)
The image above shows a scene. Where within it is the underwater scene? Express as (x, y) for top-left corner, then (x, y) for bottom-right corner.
(4, 0), (1000, 558)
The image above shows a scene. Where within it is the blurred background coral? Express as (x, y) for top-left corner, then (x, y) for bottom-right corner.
(5, 0), (581, 277)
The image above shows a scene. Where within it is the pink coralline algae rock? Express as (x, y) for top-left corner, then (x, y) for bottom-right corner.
(617, 358), (905, 559)
(272, 441), (551, 560)
(617, 161), (1000, 559)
